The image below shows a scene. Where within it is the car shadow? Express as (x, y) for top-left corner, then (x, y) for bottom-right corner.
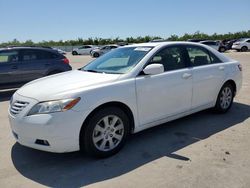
(0, 89), (16, 102)
(11, 102), (250, 187)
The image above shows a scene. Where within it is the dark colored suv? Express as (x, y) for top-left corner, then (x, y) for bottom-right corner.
(0, 47), (72, 89)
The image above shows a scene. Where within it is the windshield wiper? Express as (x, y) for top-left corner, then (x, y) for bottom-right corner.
(84, 69), (103, 73)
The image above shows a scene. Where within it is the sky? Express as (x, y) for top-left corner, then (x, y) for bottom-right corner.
(1, 0), (250, 43)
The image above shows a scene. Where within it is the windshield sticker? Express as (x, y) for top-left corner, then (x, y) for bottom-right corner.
(134, 47), (151, 52)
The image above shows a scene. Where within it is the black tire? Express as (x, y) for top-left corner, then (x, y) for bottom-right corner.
(80, 107), (130, 158)
(93, 52), (100, 58)
(72, 51), (78, 55)
(47, 70), (62, 76)
(241, 46), (248, 52)
(214, 83), (234, 113)
(219, 47), (226, 53)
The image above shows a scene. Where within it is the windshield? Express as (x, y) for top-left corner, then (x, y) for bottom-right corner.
(82, 47), (152, 74)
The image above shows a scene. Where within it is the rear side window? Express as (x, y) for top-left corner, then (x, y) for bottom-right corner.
(39, 50), (59, 59)
(186, 46), (221, 66)
(21, 49), (59, 61)
(21, 50), (39, 61)
(0, 50), (19, 63)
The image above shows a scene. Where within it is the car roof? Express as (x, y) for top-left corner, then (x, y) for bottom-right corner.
(126, 41), (211, 48)
(0, 46), (62, 54)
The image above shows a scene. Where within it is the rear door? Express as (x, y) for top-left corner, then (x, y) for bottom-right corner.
(186, 45), (226, 109)
(18, 49), (48, 82)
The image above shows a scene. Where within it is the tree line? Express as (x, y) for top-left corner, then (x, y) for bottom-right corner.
(1, 30), (250, 47)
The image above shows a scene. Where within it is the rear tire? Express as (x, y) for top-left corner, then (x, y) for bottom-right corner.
(241, 46), (248, 52)
(214, 83), (234, 113)
(80, 107), (130, 158)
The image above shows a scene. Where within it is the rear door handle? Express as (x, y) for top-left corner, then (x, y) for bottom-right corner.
(219, 66), (225, 70)
(11, 65), (18, 69)
(182, 73), (192, 79)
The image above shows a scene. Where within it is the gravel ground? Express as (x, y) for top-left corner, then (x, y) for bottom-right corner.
(0, 51), (250, 188)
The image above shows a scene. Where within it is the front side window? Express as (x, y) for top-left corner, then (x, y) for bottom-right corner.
(82, 47), (152, 74)
(0, 50), (19, 63)
(149, 46), (186, 71)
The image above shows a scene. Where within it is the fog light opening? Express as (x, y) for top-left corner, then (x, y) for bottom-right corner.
(35, 139), (50, 146)
(12, 131), (18, 139)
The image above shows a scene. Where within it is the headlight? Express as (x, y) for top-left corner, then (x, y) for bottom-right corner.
(27, 97), (80, 116)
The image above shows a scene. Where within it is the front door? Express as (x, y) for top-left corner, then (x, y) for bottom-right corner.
(135, 46), (192, 126)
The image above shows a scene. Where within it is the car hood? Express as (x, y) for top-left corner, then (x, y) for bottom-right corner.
(17, 70), (121, 101)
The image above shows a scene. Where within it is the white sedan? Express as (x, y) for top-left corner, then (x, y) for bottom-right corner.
(9, 42), (242, 158)
(72, 45), (97, 55)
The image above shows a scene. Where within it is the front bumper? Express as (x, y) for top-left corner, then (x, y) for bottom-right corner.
(8, 93), (89, 153)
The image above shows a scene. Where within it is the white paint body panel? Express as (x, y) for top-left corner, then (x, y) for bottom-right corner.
(8, 42), (242, 153)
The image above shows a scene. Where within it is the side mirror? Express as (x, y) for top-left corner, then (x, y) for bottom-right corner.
(143, 64), (164, 75)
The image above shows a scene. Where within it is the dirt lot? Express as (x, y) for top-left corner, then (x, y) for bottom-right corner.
(0, 52), (250, 188)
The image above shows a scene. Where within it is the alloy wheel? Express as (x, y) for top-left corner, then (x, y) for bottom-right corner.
(92, 115), (124, 151)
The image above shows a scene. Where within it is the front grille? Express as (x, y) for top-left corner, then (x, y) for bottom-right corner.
(10, 100), (29, 115)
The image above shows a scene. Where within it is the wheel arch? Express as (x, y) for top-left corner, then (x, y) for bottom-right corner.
(223, 79), (237, 96)
(79, 101), (135, 146)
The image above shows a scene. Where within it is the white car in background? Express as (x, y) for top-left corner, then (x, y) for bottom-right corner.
(9, 42), (242, 158)
(72, 45), (97, 55)
(90, 44), (119, 57)
(232, 38), (250, 52)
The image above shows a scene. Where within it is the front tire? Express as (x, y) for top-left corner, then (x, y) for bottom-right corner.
(219, 47), (226, 53)
(93, 52), (100, 58)
(80, 107), (130, 158)
(72, 51), (78, 55)
(241, 46), (248, 52)
(214, 83), (234, 113)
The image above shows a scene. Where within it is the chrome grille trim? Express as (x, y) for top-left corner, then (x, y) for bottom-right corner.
(10, 100), (29, 115)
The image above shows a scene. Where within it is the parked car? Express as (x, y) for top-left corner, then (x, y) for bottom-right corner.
(232, 38), (250, 52)
(72, 45), (97, 55)
(0, 47), (72, 89)
(90, 45), (119, 57)
(199, 40), (227, 52)
(221, 39), (237, 50)
(9, 42), (242, 158)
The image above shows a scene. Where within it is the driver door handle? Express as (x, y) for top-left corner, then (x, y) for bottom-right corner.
(219, 66), (225, 71)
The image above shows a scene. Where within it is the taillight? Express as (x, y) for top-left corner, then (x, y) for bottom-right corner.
(238, 64), (242, 71)
(63, 58), (69, 64)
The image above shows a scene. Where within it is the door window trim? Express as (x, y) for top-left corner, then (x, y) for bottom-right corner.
(184, 44), (223, 68)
